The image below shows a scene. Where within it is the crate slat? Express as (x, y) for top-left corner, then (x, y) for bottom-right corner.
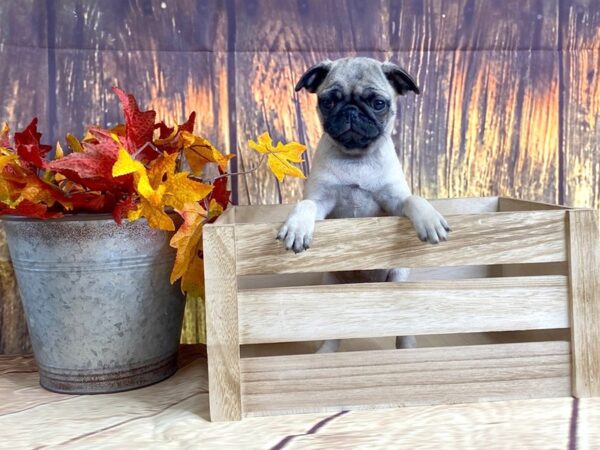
(231, 197), (500, 224)
(567, 210), (600, 397)
(240, 341), (571, 416)
(204, 225), (242, 421)
(234, 211), (567, 275)
(238, 276), (569, 344)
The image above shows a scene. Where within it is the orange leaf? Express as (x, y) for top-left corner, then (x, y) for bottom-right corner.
(181, 131), (234, 175)
(170, 202), (206, 296)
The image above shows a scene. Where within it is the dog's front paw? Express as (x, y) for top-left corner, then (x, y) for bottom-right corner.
(403, 196), (451, 245)
(412, 209), (451, 244)
(277, 204), (316, 253)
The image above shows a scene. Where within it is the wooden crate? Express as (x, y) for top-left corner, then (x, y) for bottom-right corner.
(203, 197), (600, 421)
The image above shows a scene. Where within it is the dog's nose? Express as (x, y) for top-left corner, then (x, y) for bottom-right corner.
(343, 105), (360, 121)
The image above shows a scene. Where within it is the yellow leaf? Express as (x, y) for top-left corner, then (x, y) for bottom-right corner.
(66, 133), (84, 153)
(207, 198), (224, 220)
(112, 148), (153, 198)
(148, 152), (178, 187)
(170, 202), (206, 296)
(181, 131), (234, 174)
(181, 255), (205, 298)
(128, 199), (175, 231)
(248, 132), (307, 182)
(55, 141), (65, 159)
(112, 150), (213, 231)
(163, 173), (213, 210)
(0, 153), (17, 169)
(82, 130), (96, 142)
(0, 154), (18, 204)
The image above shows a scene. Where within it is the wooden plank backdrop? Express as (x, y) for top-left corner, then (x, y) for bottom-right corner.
(0, 0), (598, 352)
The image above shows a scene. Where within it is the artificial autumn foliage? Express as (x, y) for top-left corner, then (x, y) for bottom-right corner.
(0, 87), (307, 296)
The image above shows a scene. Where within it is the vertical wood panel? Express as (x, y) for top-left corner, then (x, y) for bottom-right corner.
(52, 0), (226, 52)
(232, 0), (391, 204)
(204, 225), (241, 421)
(0, 1), (48, 354)
(567, 209), (600, 397)
(441, 50), (559, 202)
(560, 2), (600, 209)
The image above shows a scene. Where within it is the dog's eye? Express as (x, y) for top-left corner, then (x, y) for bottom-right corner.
(372, 99), (387, 111)
(319, 97), (336, 110)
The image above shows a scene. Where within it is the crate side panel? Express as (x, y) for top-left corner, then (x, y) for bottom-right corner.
(240, 341), (571, 416)
(238, 276), (569, 344)
(235, 211), (568, 275)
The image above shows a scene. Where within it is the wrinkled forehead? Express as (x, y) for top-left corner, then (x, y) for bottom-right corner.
(320, 59), (393, 97)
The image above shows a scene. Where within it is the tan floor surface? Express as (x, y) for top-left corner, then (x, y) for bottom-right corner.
(0, 341), (598, 450)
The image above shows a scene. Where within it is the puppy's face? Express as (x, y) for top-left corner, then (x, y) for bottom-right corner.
(296, 57), (420, 155)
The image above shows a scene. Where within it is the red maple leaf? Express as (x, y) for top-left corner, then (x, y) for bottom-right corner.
(68, 191), (117, 214)
(0, 200), (63, 219)
(112, 194), (137, 224)
(113, 87), (156, 156)
(156, 111), (196, 139)
(14, 118), (51, 170)
(209, 171), (231, 210)
(155, 112), (196, 154)
(48, 128), (133, 192)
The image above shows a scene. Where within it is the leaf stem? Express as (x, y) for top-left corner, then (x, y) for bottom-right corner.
(189, 154), (267, 184)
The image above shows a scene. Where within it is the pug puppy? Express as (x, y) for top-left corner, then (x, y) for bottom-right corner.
(277, 57), (450, 353)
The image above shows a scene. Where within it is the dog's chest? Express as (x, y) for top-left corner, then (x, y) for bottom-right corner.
(327, 183), (380, 218)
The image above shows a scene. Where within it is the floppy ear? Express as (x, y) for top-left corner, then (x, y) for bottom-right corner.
(381, 62), (420, 95)
(295, 60), (333, 93)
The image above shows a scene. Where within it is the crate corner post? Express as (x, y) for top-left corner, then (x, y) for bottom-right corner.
(203, 222), (242, 421)
(567, 208), (600, 398)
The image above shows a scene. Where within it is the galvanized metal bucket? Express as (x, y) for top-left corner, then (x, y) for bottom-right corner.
(1, 214), (185, 394)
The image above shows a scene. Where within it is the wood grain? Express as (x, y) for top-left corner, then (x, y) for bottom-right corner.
(1, 351), (582, 449)
(231, 197), (500, 225)
(52, 0), (226, 52)
(235, 210), (567, 275)
(240, 341), (571, 416)
(1, 0), (599, 353)
(567, 209), (600, 397)
(0, 359), (209, 447)
(561, 2), (600, 209)
(203, 225), (242, 421)
(237, 276), (569, 344)
(0, 1), (49, 354)
(498, 197), (570, 211)
(287, 398), (573, 450)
